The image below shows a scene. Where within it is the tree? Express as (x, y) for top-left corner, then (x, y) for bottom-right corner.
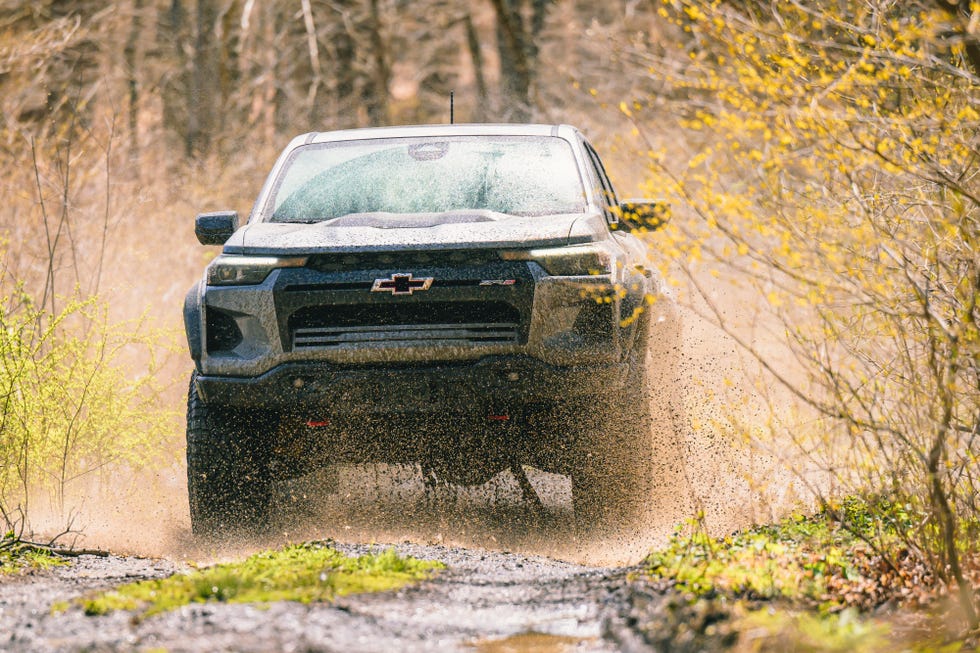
(489, 0), (549, 121)
(626, 0), (980, 626)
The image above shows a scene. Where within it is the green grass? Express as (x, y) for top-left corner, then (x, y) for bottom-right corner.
(644, 498), (970, 651)
(79, 542), (443, 617)
(645, 498), (914, 609)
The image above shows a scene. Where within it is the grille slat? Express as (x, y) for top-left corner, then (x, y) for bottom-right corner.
(288, 301), (524, 350)
(293, 323), (519, 348)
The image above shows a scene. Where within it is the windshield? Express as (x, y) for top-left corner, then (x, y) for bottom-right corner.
(265, 135), (587, 222)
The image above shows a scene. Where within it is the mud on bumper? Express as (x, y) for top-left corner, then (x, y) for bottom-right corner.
(194, 355), (628, 416)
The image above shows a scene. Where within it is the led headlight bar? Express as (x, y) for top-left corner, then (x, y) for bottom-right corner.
(206, 255), (308, 286)
(499, 244), (615, 276)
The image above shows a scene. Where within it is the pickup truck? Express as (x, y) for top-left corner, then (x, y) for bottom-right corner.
(183, 123), (681, 536)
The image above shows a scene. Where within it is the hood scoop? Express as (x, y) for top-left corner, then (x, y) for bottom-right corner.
(225, 211), (607, 255)
(322, 210), (500, 229)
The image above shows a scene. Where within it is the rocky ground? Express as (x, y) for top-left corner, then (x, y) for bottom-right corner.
(0, 464), (722, 653)
(0, 540), (713, 653)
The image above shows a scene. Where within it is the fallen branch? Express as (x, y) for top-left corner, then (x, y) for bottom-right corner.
(1, 536), (109, 559)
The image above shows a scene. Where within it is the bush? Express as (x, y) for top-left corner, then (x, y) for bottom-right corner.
(0, 279), (176, 535)
(628, 0), (980, 626)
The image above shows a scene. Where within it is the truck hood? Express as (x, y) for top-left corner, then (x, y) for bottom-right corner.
(222, 211), (608, 255)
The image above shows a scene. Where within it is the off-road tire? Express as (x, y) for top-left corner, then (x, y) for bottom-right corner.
(186, 373), (273, 537)
(571, 342), (654, 531)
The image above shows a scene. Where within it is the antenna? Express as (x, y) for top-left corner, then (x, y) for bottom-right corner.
(450, 90), (454, 124)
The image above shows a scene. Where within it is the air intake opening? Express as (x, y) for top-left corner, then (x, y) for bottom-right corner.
(206, 306), (243, 353)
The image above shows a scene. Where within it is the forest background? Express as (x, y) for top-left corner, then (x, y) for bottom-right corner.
(1, 0), (979, 641)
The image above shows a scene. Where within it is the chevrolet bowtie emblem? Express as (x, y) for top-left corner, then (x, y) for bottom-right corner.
(371, 273), (434, 295)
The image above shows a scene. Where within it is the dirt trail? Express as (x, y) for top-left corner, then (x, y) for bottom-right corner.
(1, 543), (633, 653)
(0, 450), (770, 653)
(0, 457), (730, 652)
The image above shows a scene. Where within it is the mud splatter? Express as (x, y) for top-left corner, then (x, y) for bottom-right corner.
(31, 303), (804, 568)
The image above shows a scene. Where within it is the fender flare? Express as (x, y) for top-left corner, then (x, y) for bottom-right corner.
(183, 281), (204, 367)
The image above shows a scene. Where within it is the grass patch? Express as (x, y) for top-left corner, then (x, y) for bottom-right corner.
(646, 497), (929, 610)
(644, 498), (974, 650)
(731, 607), (890, 653)
(0, 533), (70, 575)
(79, 542), (443, 617)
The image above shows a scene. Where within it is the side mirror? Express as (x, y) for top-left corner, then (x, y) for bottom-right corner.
(195, 211), (239, 245)
(617, 200), (670, 233)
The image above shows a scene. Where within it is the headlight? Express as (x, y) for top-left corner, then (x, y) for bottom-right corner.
(499, 244), (614, 276)
(206, 255), (308, 286)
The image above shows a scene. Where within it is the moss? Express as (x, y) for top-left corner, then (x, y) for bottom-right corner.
(0, 534), (70, 575)
(80, 542), (442, 617)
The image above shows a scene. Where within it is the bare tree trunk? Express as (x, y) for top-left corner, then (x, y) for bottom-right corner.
(188, 0), (218, 156)
(330, 0), (359, 129)
(928, 330), (979, 628)
(158, 0), (191, 156)
(216, 0), (243, 138)
(463, 13), (488, 120)
(124, 0), (143, 169)
(366, 0), (391, 125)
(301, 0), (325, 126)
(490, 0), (533, 121)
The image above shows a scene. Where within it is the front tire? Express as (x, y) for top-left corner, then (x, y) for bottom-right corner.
(571, 345), (654, 530)
(186, 373), (274, 538)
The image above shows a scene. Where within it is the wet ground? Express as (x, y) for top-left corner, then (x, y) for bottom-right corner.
(0, 541), (645, 652)
(0, 464), (702, 653)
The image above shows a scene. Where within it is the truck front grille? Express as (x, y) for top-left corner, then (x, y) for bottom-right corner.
(289, 302), (521, 349)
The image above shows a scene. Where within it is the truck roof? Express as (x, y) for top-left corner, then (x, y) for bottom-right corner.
(302, 123), (581, 145)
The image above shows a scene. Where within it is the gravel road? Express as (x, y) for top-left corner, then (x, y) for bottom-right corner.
(0, 461), (715, 653)
(0, 541), (660, 653)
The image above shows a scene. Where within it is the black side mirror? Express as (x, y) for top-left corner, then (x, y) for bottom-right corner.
(195, 211), (239, 245)
(617, 200), (670, 233)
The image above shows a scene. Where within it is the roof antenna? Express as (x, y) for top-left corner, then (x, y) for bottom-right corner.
(450, 90), (454, 124)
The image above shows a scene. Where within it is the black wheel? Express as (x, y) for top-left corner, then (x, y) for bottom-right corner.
(186, 373), (274, 538)
(571, 344), (654, 531)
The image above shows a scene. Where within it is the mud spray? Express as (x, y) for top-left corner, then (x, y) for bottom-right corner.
(27, 293), (808, 567)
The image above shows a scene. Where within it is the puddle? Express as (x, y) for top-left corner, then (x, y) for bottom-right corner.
(468, 632), (595, 653)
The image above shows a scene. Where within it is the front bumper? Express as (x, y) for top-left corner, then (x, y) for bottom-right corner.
(194, 354), (628, 415)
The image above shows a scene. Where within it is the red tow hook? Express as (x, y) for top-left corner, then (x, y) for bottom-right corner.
(306, 419), (331, 428)
(487, 414), (510, 421)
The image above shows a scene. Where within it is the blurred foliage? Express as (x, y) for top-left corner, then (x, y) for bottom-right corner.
(0, 0), (656, 157)
(0, 272), (178, 532)
(77, 541), (443, 617)
(731, 607), (890, 653)
(627, 0), (980, 627)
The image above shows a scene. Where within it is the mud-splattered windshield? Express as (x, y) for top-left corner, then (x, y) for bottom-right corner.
(265, 136), (586, 222)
